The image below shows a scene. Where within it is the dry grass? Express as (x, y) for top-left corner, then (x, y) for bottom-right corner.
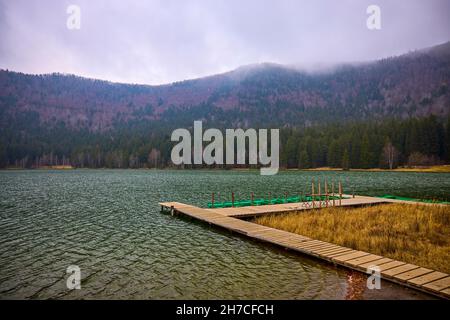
(362, 165), (450, 173)
(39, 165), (74, 170)
(255, 204), (450, 273)
(398, 165), (450, 172)
(301, 165), (450, 172)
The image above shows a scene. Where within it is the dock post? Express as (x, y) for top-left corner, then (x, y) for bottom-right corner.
(318, 179), (322, 208)
(311, 180), (315, 208)
(251, 192), (254, 206)
(232, 192), (235, 207)
(332, 180), (335, 207)
(170, 205), (174, 216)
(325, 179), (328, 207)
(339, 181), (342, 206)
(269, 192), (271, 204)
(211, 193), (215, 208)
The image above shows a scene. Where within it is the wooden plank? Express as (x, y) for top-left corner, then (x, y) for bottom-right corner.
(440, 288), (450, 297)
(291, 241), (332, 250)
(422, 276), (450, 292)
(249, 228), (295, 236)
(327, 249), (358, 258)
(254, 234), (302, 245)
(267, 234), (309, 244)
(287, 239), (321, 247)
(382, 264), (419, 277)
(257, 232), (307, 242)
(298, 240), (332, 247)
(305, 246), (338, 255)
(407, 271), (448, 286)
(358, 257), (393, 269)
(251, 230), (293, 239)
(345, 254), (383, 266)
(256, 231), (299, 239)
(159, 201), (189, 207)
(288, 241), (329, 251)
(316, 248), (353, 256)
(394, 268), (434, 281)
(333, 251), (371, 262)
(279, 237), (313, 247)
(313, 246), (345, 253)
(313, 244), (347, 252)
(309, 247), (345, 256)
(311, 245), (343, 254)
(252, 233), (312, 250)
(374, 260), (405, 272)
(304, 243), (338, 251)
(273, 239), (306, 247)
(254, 234), (294, 242)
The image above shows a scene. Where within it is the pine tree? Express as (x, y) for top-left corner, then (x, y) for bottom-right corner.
(298, 149), (310, 169)
(341, 149), (350, 170)
(327, 140), (340, 167)
(284, 136), (298, 168)
(360, 133), (372, 169)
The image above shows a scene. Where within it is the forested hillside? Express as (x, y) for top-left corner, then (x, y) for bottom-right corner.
(0, 42), (449, 169)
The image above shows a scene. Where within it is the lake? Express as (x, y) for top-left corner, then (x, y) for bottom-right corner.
(1, 169), (449, 299)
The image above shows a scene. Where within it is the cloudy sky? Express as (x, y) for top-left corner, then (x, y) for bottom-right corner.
(0, 0), (449, 85)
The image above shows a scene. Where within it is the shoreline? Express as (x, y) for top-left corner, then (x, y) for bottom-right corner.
(2, 165), (450, 173)
(301, 165), (450, 173)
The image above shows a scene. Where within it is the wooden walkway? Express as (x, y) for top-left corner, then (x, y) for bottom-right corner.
(207, 195), (388, 218)
(159, 198), (450, 299)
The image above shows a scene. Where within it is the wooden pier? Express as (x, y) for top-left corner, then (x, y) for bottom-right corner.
(207, 194), (388, 218)
(159, 196), (450, 299)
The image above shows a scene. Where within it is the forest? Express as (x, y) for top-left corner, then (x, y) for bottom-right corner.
(1, 42), (449, 169)
(1, 115), (448, 170)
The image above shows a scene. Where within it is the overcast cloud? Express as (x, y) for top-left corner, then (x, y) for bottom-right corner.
(0, 0), (449, 85)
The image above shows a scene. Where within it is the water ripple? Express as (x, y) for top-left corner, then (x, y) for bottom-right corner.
(1, 169), (442, 299)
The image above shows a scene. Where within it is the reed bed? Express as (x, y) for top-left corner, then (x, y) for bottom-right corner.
(255, 203), (450, 273)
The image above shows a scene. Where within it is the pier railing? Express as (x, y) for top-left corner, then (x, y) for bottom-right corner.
(207, 179), (353, 208)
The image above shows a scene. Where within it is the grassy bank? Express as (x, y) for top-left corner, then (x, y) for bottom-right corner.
(255, 203), (450, 273)
(302, 165), (450, 173)
(4, 165), (74, 170)
(3, 165), (450, 172)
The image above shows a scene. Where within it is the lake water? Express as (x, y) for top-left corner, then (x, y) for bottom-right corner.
(1, 169), (449, 299)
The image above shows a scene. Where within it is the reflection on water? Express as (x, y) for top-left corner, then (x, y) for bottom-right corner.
(1, 169), (445, 299)
(345, 271), (366, 300)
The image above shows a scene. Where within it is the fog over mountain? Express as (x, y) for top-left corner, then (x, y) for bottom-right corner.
(1, 42), (449, 131)
(1, 0), (449, 84)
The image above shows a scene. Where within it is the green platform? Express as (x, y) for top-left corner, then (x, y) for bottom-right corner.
(207, 195), (347, 208)
(379, 194), (450, 205)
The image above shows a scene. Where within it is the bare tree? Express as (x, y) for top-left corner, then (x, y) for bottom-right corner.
(148, 148), (161, 168)
(382, 140), (398, 169)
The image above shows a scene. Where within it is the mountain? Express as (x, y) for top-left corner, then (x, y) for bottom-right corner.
(0, 42), (449, 169)
(1, 42), (449, 132)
